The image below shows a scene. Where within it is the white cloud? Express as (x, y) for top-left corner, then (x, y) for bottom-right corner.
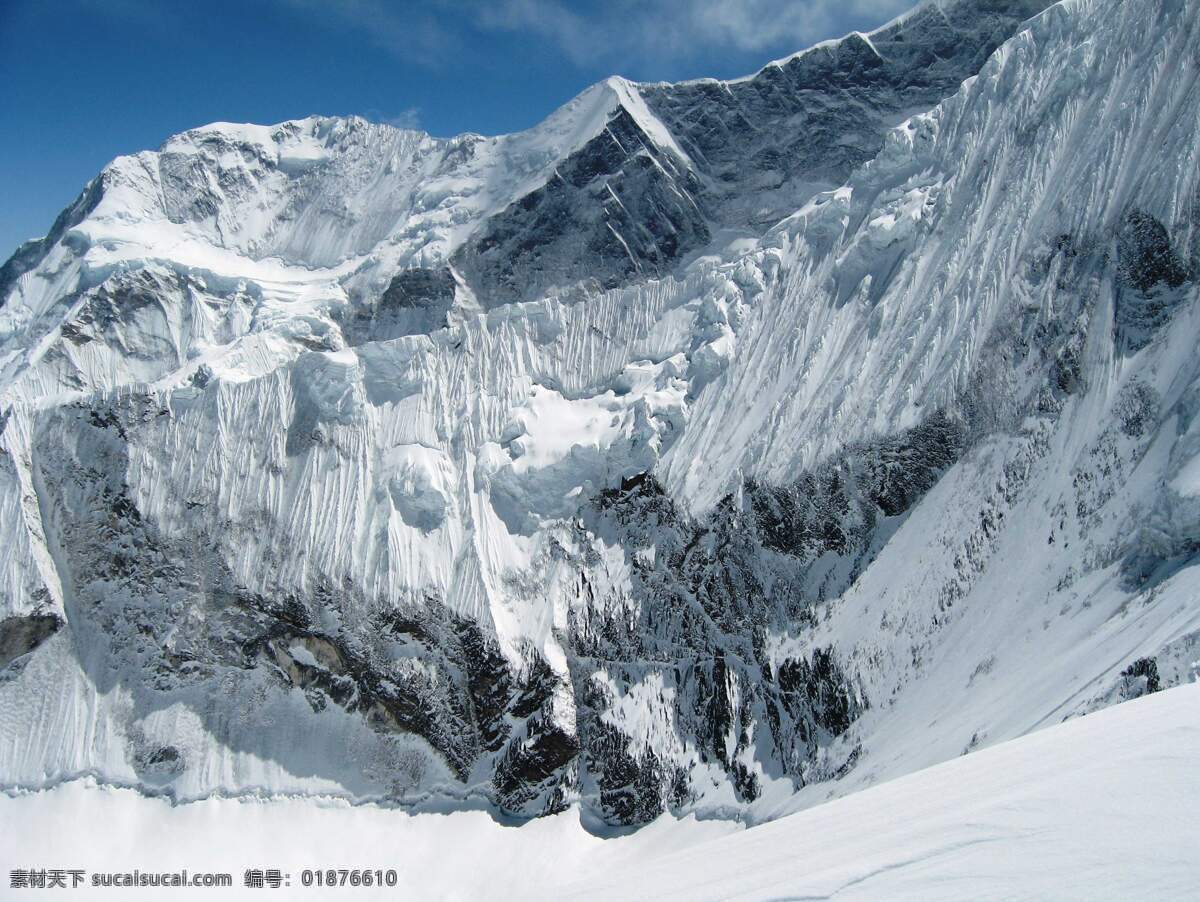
(274, 0), (920, 73)
(274, 0), (464, 68)
(379, 107), (423, 130)
(475, 0), (919, 69)
(67, 0), (924, 75)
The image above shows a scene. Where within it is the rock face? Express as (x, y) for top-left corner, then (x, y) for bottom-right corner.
(453, 103), (710, 309)
(639, 0), (1051, 228)
(343, 267), (459, 343)
(2, 0), (1199, 826)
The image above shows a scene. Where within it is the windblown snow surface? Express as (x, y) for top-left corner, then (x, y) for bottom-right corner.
(2, 683), (1196, 899)
(1, 0), (1199, 894)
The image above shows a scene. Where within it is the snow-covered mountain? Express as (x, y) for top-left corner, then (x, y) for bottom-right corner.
(1, 0), (1197, 828)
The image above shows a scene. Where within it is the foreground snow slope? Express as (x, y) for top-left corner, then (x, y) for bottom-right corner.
(2, 683), (1196, 900)
(564, 682), (1200, 901)
(0, 0), (1197, 826)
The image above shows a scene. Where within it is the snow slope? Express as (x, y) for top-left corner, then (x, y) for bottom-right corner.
(564, 682), (1200, 901)
(0, 0), (1197, 831)
(2, 682), (1195, 900)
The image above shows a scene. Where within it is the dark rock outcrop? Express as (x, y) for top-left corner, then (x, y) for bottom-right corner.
(640, 0), (1054, 227)
(0, 614), (62, 670)
(453, 107), (708, 309)
(1115, 210), (1191, 350)
(344, 267), (457, 342)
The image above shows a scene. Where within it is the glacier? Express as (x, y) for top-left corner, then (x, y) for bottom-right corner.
(0, 0), (1198, 840)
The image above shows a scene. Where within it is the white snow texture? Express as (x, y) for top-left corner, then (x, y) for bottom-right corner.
(0, 0), (1198, 891)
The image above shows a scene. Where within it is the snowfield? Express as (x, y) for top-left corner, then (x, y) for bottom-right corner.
(567, 682), (1200, 901)
(2, 683), (1196, 899)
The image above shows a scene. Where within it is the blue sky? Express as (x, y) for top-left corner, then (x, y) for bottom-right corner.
(0, 0), (917, 260)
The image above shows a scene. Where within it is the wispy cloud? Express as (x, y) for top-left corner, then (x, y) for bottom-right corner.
(361, 106), (423, 130)
(272, 0), (918, 73)
(475, 0), (916, 68)
(273, 0), (465, 68)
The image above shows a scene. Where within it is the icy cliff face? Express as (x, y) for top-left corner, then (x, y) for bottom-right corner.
(1, 0), (1198, 824)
